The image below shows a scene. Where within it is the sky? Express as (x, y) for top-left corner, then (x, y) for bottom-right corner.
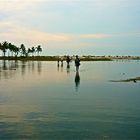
(0, 0), (140, 56)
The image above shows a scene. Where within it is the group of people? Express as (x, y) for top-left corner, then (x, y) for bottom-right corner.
(57, 55), (80, 92)
(57, 55), (80, 72)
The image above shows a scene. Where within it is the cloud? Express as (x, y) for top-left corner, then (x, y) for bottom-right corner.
(114, 32), (140, 37)
(0, 21), (72, 45)
(0, 0), (37, 11)
(79, 34), (111, 39)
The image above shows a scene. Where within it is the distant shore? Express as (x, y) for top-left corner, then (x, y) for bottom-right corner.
(0, 56), (140, 61)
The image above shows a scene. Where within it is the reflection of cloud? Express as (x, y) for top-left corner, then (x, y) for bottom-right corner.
(0, 104), (38, 122)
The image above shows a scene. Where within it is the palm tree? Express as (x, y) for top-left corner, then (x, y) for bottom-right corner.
(8, 43), (14, 57)
(0, 42), (44, 58)
(0, 42), (2, 56)
(31, 47), (35, 56)
(13, 45), (19, 57)
(2, 41), (9, 57)
(27, 48), (32, 56)
(20, 44), (26, 56)
(36, 45), (42, 56)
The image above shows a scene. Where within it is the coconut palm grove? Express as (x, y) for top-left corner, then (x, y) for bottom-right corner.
(0, 41), (42, 58)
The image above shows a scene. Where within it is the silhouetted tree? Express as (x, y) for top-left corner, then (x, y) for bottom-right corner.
(13, 45), (19, 57)
(2, 41), (9, 57)
(20, 44), (26, 56)
(0, 41), (44, 57)
(27, 48), (32, 56)
(8, 43), (14, 56)
(0, 42), (2, 55)
(31, 47), (35, 56)
(36, 45), (42, 56)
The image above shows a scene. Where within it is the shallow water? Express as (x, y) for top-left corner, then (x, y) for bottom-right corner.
(0, 60), (140, 139)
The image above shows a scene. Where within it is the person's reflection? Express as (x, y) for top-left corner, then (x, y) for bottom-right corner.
(57, 62), (60, 72)
(67, 63), (70, 74)
(75, 71), (80, 92)
(60, 61), (63, 72)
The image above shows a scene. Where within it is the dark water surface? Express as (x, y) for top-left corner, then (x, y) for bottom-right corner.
(0, 60), (140, 139)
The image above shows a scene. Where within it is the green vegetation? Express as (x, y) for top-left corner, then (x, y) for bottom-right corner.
(0, 41), (42, 58)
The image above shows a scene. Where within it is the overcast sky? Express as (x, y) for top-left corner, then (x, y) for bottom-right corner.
(0, 0), (140, 55)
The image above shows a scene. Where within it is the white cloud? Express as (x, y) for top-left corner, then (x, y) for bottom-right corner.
(79, 34), (111, 39)
(0, 0), (37, 11)
(0, 21), (72, 46)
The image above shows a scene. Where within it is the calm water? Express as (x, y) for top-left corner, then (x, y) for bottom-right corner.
(0, 60), (140, 139)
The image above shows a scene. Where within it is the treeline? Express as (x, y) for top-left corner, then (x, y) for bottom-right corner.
(0, 41), (42, 57)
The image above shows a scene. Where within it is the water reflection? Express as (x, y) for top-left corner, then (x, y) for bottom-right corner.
(66, 64), (70, 74)
(0, 60), (140, 139)
(59, 62), (63, 73)
(57, 63), (59, 72)
(75, 71), (80, 92)
(0, 60), (42, 80)
(2, 60), (7, 70)
(0, 60), (17, 80)
(21, 61), (26, 76)
(37, 61), (42, 75)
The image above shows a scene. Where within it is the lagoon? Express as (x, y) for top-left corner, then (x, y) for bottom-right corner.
(0, 60), (140, 139)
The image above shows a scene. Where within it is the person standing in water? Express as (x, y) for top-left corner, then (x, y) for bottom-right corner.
(75, 55), (80, 72)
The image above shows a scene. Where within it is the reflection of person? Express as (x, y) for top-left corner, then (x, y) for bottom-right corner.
(60, 57), (63, 67)
(75, 71), (80, 91)
(75, 55), (80, 72)
(57, 59), (60, 67)
(67, 63), (70, 74)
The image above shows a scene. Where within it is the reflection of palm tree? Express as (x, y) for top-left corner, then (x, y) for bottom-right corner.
(75, 71), (80, 92)
(21, 61), (26, 76)
(2, 60), (7, 70)
(37, 61), (42, 74)
(31, 61), (35, 73)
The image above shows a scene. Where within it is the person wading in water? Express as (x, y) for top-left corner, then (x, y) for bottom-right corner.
(75, 55), (80, 72)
